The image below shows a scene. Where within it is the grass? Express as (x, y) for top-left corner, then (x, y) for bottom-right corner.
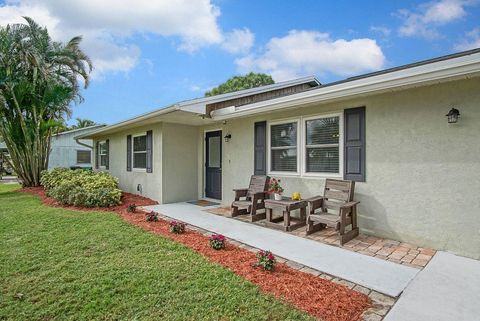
(0, 184), (314, 321)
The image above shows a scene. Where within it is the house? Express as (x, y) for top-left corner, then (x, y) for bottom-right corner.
(77, 48), (480, 260)
(48, 125), (105, 169)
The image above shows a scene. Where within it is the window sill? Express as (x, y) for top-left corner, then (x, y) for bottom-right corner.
(132, 168), (147, 173)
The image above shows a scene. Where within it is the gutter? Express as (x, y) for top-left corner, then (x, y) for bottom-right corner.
(211, 54), (480, 120)
(74, 105), (179, 139)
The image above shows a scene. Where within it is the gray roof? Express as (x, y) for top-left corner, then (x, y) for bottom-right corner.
(52, 124), (106, 137)
(322, 47), (480, 88)
(175, 75), (320, 106)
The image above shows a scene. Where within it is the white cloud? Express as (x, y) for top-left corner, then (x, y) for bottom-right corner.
(398, 0), (476, 39)
(455, 27), (480, 50)
(370, 26), (391, 37)
(221, 28), (254, 54)
(235, 30), (385, 81)
(0, 0), (223, 77)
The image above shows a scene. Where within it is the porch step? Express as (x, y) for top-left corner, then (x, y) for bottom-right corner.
(143, 202), (419, 297)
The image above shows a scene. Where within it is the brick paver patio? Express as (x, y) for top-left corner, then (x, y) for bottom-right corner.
(206, 207), (436, 269)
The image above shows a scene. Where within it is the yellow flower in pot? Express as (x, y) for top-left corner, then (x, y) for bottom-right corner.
(292, 192), (301, 201)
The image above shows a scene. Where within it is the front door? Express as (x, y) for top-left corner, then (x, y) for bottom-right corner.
(205, 130), (222, 199)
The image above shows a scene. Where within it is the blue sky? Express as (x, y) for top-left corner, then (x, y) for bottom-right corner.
(1, 0), (479, 125)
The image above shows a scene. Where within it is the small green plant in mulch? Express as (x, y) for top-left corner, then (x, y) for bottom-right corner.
(126, 203), (137, 213)
(254, 250), (276, 271)
(169, 221), (186, 234)
(209, 233), (226, 250)
(145, 211), (159, 222)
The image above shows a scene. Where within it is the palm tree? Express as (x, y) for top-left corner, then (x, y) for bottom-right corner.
(0, 17), (92, 186)
(70, 118), (98, 130)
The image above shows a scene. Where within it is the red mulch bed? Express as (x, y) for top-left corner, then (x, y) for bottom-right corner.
(20, 187), (371, 321)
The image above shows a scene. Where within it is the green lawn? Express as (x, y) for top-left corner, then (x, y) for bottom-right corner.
(0, 184), (313, 321)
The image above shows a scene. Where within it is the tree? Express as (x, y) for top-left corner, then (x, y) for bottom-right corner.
(69, 118), (98, 130)
(0, 17), (92, 186)
(205, 72), (274, 97)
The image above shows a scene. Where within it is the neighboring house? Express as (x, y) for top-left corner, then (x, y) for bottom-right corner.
(78, 48), (480, 260)
(0, 142), (12, 175)
(48, 125), (105, 169)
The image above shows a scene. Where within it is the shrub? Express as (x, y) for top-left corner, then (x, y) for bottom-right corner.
(40, 168), (121, 207)
(169, 221), (186, 234)
(145, 211), (159, 222)
(126, 204), (137, 213)
(209, 234), (226, 250)
(254, 250), (276, 271)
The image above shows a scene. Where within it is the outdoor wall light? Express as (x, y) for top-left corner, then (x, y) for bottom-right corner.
(224, 134), (232, 142)
(446, 108), (460, 124)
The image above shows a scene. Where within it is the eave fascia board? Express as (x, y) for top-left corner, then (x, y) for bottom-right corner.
(211, 55), (480, 120)
(75, 105), (179, 139)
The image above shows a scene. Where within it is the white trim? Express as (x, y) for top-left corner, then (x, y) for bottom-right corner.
(98, 140), (107, 170)
(132, 132), (148, 171)
(211, 52), (480, 120)
(301, 112), (344, 178)
(267, 118), (301, 176)
(267, 112), (344, 179)
(203, 128), (223, 200)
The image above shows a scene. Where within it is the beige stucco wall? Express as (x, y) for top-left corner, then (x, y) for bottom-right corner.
(94, 122), (198, 204)
(161, 123), (198, 203)
(94, 123), (163, 202)
(197, 77), (480, 259)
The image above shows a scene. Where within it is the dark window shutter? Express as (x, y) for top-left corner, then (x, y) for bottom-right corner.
(344, 107), (365, 182)
(95, 141), (99, 169)
(127, 135), (132, 172)
(105, 139), (110, 170)
(254, 121), (267, 175)
(146, 130), (153, 173)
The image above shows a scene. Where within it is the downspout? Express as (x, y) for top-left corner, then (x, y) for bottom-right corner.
(75, 138), (93, 149)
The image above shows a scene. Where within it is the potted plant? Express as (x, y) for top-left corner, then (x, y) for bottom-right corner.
(269, 178), (284, 200)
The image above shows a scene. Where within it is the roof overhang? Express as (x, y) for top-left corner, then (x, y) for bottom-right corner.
(211, 50), (480, 120)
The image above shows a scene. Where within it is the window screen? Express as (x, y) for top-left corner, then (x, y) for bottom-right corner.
(133, 135), (147, 169)
(76, 150), (91, 164)
(305, 116), (340, 173)
(270, 122), (297, 172)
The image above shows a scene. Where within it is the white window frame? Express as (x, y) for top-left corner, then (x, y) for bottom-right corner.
(132, 132), (148, 172)
(76, 149), (91, 165)
(267, 112), (344, 179)
(98, 140), (107, 169)
(267, 118), (301, 176)
(301, 112), (344, 178)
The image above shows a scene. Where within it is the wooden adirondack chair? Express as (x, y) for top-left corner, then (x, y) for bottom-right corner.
(231, 175), (270, 222)
(306, 179), (359, 245)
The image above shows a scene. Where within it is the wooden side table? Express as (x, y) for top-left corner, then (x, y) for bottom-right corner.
(264, 198), (307, 232)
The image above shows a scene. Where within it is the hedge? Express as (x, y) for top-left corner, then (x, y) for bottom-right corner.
(40, 168), (122, 207)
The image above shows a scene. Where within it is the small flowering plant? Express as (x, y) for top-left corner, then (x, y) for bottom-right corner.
(145, 211), (159, 222)
(126, 203), (137, 213)
(169, 220), (186, 234)
(209, 233), (226, 250)
(254, 250), (276, 271)
(268, 178), (284, 194)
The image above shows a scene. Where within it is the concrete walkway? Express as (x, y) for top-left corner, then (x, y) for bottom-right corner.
(385, 251), (480, 321)
(143, 202), (418, 297)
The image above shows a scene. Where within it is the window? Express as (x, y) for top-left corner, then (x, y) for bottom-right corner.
(99, 141), (108, 167)
(270, 121), (298, 172)
(267, 113), (343, 177)
(305, 116), (340, 174)
(133, 134), (147, 169)
(76, 150), (91, 164)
